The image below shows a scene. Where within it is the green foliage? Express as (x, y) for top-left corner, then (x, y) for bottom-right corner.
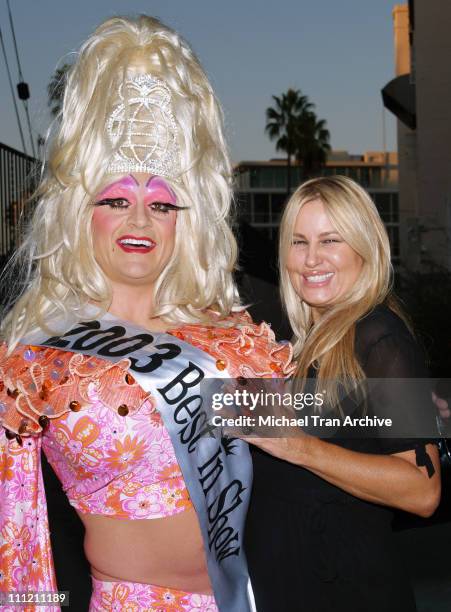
(265, 89), (313, 193)
(296, 112), (331, 178)
(265, 88), (331, 191)
(265, 89), (313, 156)
(47, 63), (71, 118)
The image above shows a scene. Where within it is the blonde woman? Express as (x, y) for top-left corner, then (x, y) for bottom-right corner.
(0, 16), (292, 611)
(245, 176), (441, 612)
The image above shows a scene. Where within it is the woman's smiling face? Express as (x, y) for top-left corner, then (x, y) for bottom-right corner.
(286, 198), (363, 320)
(91, 173), (182, 290)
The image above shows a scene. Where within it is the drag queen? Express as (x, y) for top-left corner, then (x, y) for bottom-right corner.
(0, 16), (292, 611)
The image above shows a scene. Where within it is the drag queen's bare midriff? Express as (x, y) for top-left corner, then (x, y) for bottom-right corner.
(79, 508), (212, 593)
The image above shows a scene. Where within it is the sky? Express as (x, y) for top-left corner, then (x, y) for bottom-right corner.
(0, 0), (399, 162)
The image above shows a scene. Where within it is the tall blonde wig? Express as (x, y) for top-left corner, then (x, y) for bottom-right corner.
(2, 15), (241, 348)
(279, 175), (406, 406)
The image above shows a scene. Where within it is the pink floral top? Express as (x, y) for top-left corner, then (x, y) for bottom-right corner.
(0, 312), (294, 610)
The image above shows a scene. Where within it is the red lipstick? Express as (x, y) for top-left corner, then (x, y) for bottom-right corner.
(116, 234), (156, 254)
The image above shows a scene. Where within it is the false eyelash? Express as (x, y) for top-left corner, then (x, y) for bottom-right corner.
(94, 198), (127, 206)
(153, 202), (190, 210)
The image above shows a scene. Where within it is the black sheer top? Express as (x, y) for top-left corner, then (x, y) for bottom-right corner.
(318, 304), (437, 457)
(245, 305), (438, 612)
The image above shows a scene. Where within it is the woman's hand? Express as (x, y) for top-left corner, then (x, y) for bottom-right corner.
(433, 391), (450, 419)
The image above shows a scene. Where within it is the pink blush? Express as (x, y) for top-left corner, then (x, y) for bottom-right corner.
(92, 206), (117, 231)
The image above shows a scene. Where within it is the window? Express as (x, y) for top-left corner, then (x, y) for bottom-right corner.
(290, 166), (302, 186)
(250, 168), (260, 188)
(346, 167), (359, 182)
(271, 193), (287, 223)
(371, 191), (400, 261)
(374, 192), (392, 222)
(249, 165), (302, 189)
(391, 193), (399, 222)
(376, 192), (399, 224)
(386, 226), (400, 258)
(370, 167), (382, 187)
(236, 192), (252, 222)
(235, 169), (250, 189)
(253, 193), (270, 222)
(360, 167), (370, 186)
(276, 167), (289, 189)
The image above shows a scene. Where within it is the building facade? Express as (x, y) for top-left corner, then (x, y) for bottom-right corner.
(235, 150), (400, 263)
(383, 1), (451, 271)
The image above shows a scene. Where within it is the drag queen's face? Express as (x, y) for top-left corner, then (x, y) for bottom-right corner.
(92, 173), (181, 290)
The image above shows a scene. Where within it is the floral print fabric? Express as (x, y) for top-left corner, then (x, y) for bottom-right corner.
(0, 431), (59, 611)
(0, 343), (191, 520)
(43, 387), (191, 519)
(89, 577), (218, 612)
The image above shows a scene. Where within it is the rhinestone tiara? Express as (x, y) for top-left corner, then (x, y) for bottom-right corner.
(106, 74), (180, 179)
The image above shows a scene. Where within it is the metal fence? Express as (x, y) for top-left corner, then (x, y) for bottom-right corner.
(0, 142), (39, 259)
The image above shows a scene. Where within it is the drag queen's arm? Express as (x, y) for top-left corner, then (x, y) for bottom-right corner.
(1, 393), (59, 611)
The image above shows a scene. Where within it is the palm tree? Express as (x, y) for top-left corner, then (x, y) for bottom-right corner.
(47, 63), (71, 117)
(265, 89), (313, 194)
(295, 112), (331, 178)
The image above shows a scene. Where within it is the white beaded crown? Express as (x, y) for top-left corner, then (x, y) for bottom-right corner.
(106, 74), (180, 179)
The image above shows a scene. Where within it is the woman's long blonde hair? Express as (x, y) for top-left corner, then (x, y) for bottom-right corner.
(279, 175), (406, 406)
(1, 15), (241, 348)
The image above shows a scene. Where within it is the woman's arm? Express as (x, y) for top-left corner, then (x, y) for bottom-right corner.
(245, 435), (441, 517)
(245, 314), (442, 518)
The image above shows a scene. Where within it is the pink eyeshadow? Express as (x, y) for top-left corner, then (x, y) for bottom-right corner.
(97, 175), (138, 199)
(146, 177), (177, 204)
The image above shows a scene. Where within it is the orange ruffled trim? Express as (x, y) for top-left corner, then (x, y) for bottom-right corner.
(0, 312), (294, 436)
(0, 343), (152, 437)
(169, 311), (296, 379)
